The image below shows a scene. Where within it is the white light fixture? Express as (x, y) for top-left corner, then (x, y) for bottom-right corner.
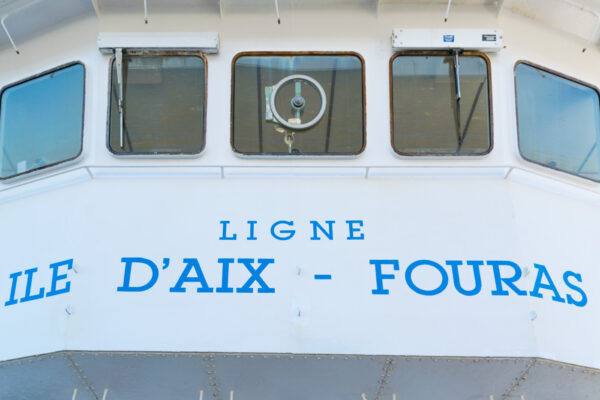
(97, 32), (220, 54)
(392, 28), (503, 52)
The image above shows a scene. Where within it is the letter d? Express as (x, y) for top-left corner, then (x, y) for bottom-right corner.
(117, 257), (159, 292)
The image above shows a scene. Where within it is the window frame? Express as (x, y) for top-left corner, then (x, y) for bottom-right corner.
(230, 51), (367, 157)
(105, 50), (208, 158)
(514, 60), (600, 183)
(0, 61), (86, 182)
(388, 50), (494, 157)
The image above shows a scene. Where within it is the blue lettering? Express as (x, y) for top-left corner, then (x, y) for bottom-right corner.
(117, 257), (159, 292)
(405, 260), (448, 296)
(170, 258), (213, 293)
(370, 259), (399, 295)
(4, 271), (21, 306)
(563, 271), (587, 307)
(271, 221), (295, 240)
(346, 220), (365, 240)
(529, 263), (565, 303)
(448, 260), (483, 296)
(20, 268), (45, 303)
(216, 258), (235, 293)
(247, 221), (258, 240)
(237, 258), (275, 293)
(46, 259), (72, 297)
(488, 260), (526, 296)
(310, 220), (335, 240)
(219, 221), (237, 240)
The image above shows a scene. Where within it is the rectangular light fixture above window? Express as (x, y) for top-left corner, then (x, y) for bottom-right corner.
(97, 32), (219, 55)
(392, 29), (503, 52)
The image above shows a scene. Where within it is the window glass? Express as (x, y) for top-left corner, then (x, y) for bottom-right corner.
(515, 63), (600, 182)
(0, 63), (84, 180)
(232, 53), (365, 155)
(109, 54), (206, 155)
(391, 53), (491, 155)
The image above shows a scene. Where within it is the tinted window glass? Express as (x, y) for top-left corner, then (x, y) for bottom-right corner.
(109, 54), (206, 155)
(515, 63), (600, 182)
(391, 53), (491, 155)
(0, 63), (84, 180)
(232, 53), (365, 155)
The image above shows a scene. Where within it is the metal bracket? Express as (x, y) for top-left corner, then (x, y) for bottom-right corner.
(497, 0), (504, 17)
(274, 0), (280, 24)
(1, 15), (19, 54)
(444, 0), (452, 22)
(583, 15), (600, 52)
(90, 0), (100, 18)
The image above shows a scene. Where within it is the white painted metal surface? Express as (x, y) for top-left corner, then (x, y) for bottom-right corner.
(0, 3), (599, 399)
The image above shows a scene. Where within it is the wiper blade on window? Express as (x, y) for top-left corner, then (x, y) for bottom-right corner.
(457, 79), (485, 153)
(452, 49), (462, 147)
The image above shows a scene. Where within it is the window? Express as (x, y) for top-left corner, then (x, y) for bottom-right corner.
(232, 52), (365, 155)
(0, 63), (84, 180)
(515, 62), (600, 182)
(108, 52), (206, 155)
(390, 52), (492, 156)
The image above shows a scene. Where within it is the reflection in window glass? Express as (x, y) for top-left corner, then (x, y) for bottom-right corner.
(515, 63), (600, 182)
(109, 54), (206, 155)
(0, 63), (84, 180)
(391, 54), (491, 155)
(232, 53), (365, 155)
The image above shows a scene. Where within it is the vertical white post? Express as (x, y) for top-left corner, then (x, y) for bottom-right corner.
(143, 0), (148, 24)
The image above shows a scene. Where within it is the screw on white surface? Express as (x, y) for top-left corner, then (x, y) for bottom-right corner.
(65, 305), (72, 315)
(529, 311), (537, 321)
(71, 388), (78, 400)
(523, 267), (529, 277)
